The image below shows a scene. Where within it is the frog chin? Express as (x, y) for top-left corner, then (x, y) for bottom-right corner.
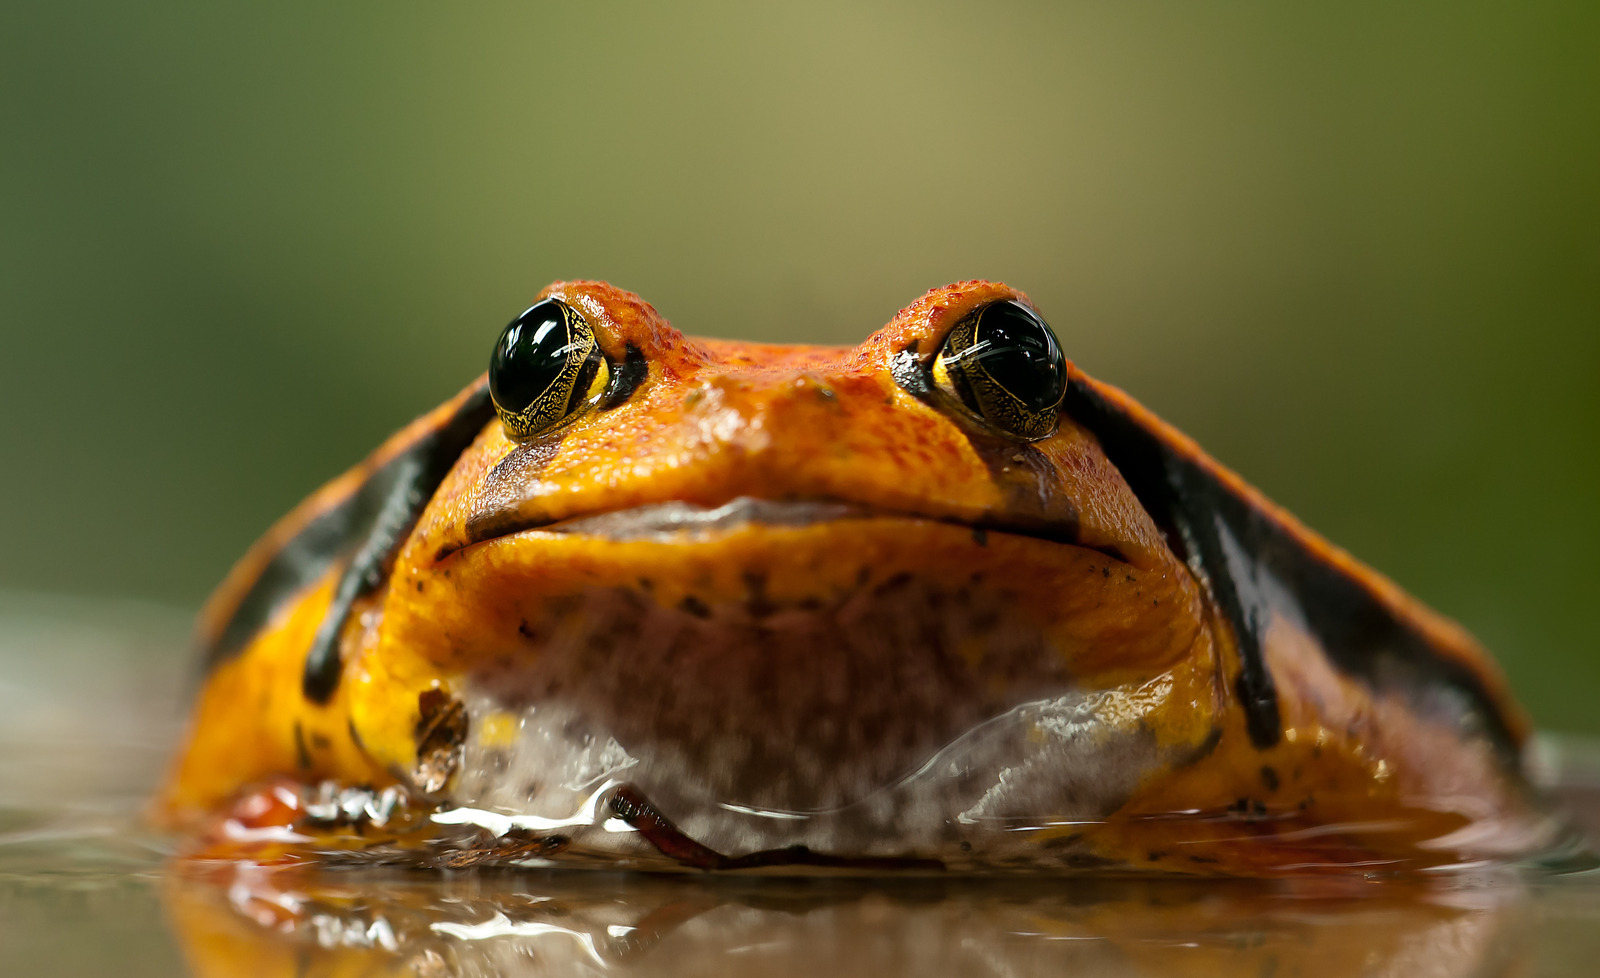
(396, 507), (1217, 871)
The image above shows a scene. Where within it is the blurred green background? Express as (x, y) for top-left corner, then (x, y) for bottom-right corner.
(1, 3), (1595, 730)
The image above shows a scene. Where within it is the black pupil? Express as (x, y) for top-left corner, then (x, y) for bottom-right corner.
(490, 299), (577, 414)
(968, 301), (1066, 412)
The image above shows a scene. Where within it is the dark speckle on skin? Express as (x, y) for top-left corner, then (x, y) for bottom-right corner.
(679, 595), (711, 618)
(293, 722), (311, 771)
(743, 572), (776, 618)
(1063, 853), (1116, 869)
(972, 527), (988, 547)
(1260, 765), (1280, 792)
(1040, 833), (1083, 849)
(874, 571), (914, 596)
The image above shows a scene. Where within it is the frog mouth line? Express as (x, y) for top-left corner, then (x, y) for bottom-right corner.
(451, 496), (1128, 563)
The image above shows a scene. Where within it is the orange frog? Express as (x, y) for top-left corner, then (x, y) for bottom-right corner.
(156, 281), (1567, 874)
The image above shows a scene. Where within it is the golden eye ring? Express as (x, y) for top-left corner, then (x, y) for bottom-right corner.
(931, 299), (1068, 440)
(488, 298), (611, 440)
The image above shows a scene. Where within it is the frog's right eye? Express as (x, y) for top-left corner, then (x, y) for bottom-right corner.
(490, 298), (611, 440)
(930, 300), (1067, 440)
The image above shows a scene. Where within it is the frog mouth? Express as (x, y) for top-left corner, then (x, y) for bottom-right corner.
(455, 496), (1126, 563)
(537, 497), (877, 539)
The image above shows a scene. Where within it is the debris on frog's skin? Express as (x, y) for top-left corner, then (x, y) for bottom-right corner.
(412, 688), (467, 795)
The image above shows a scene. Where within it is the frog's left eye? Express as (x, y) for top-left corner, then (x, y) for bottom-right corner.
(932, 300), (1067, 440)
(490, 298), (611, 440)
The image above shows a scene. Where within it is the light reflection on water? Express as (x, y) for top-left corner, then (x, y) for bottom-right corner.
(3, 593), (1599, 977)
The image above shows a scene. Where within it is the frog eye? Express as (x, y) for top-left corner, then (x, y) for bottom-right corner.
(931, 300), (1067, 440)
(489, 298), (611, 440)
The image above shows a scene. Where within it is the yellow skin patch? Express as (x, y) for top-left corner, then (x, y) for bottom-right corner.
(157, 280), (1551, 875)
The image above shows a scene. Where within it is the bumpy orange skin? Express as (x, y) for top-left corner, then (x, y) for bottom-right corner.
(156, 281), (1547, 875)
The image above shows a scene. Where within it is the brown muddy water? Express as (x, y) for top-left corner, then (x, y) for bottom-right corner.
(3, 591), (1599, 977)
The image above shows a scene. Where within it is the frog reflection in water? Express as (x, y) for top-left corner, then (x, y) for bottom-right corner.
(155, 280), (1564, 875)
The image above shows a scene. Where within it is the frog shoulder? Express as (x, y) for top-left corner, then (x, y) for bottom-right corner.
(195, 377), (494, 676)
(1063, 371), (1529, 759)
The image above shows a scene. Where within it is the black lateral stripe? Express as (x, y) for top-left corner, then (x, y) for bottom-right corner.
(1061, 379), (1281, 748)
(202, 455), (426, 675)
(300, 381), (495, 703)
(197, 379), (494, 680)
(1062, 378), (1519, 760)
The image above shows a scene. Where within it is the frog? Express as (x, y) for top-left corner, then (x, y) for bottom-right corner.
(154, 280), (1565, 875)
